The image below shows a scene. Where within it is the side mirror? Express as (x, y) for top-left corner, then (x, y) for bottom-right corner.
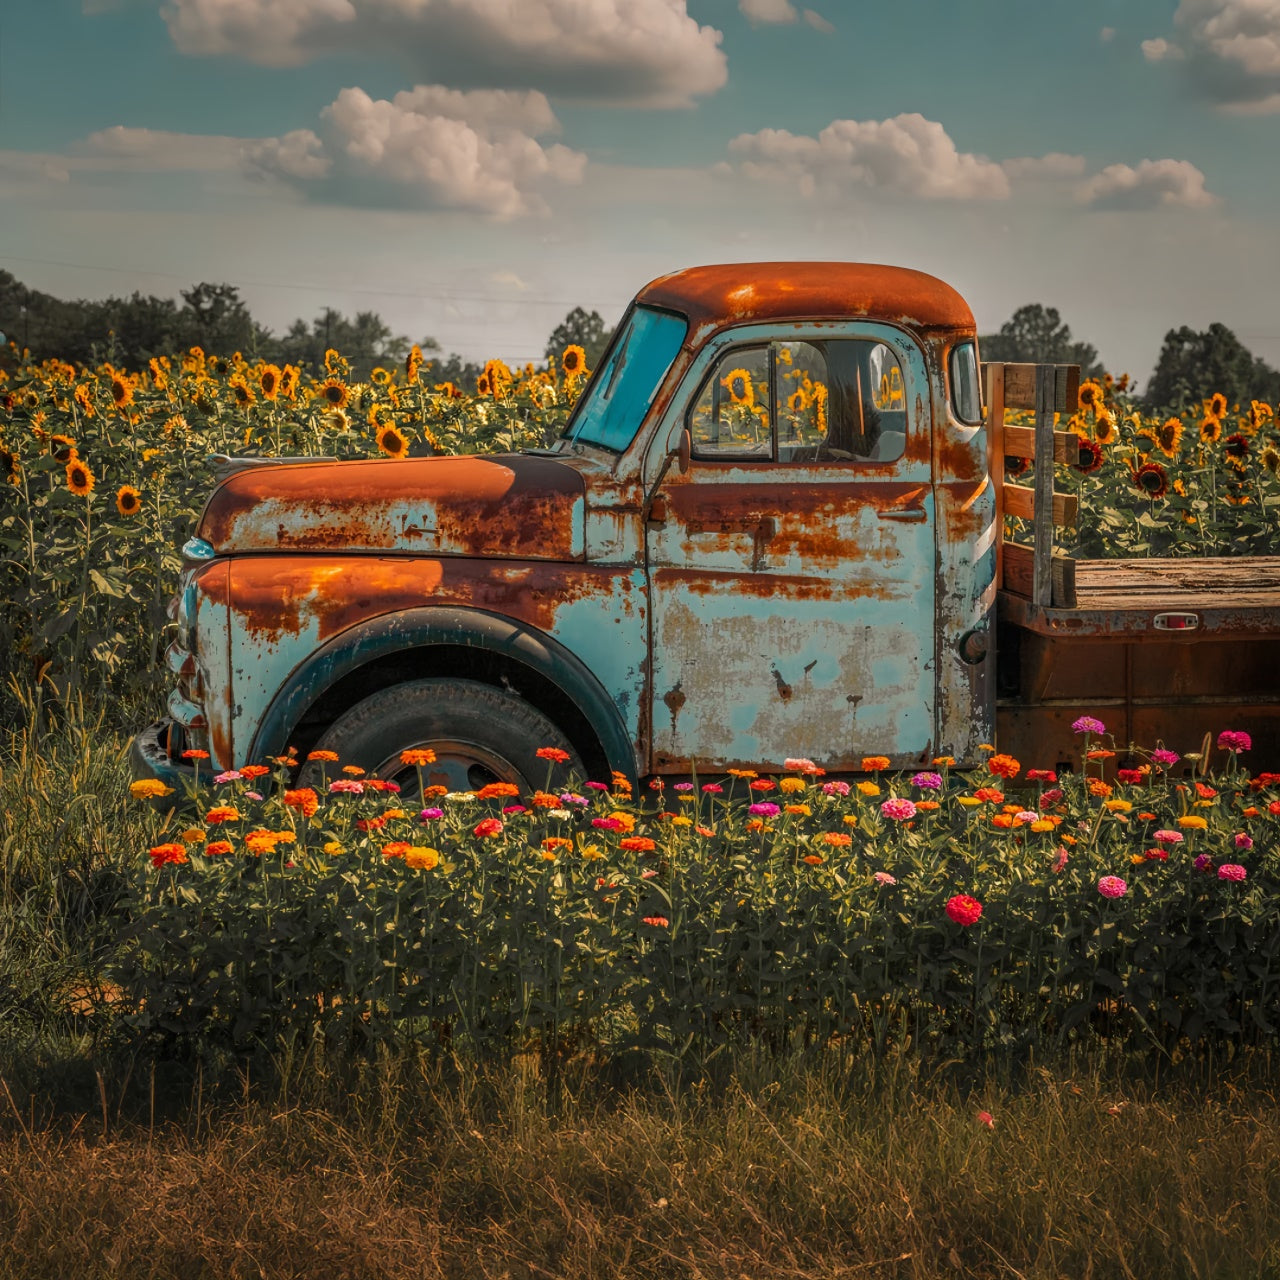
(675, 427), (691, 475)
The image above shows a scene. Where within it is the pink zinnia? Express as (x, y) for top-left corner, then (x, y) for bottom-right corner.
(1217, 730), (1252, 753)
(881, 797), (917, 821)
(673, 782), (694, 792)
(585, 781), (610, 791)
(977, 1110), (995, 1130)
(701, 783), (723, 793)
(328, 779), (364, 794)
(592, 817), (624, 830)
(784, 757), (821, 775)
(1072, 716), (1106, 735)
(1234, 832), (1254, 851)
(1218, 863), (1247, 882)
(822, 780), (851, 796)
(1097, 875), (1127, 899)
(874, 871), (897, 886)
(945, 894), (983, 926)
(1051, 847), (1069, 873)
(1153, 829), (1183, 844)
(214, 770), (242, 784)
(1015, 810), (1039, 824)
(748, 801), (780, 817)
(473, 818), (503, 838)
(1151, 748), (1179, 766)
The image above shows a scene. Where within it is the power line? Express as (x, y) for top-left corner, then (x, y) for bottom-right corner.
(0, 251), (622, 311)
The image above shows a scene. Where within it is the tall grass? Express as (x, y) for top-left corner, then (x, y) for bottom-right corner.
(1, 1045), (1278, 1279)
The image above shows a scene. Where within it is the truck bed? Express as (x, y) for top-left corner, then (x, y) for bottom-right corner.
(999, 555), (1280, 638)
(995, 555), (1280, 769)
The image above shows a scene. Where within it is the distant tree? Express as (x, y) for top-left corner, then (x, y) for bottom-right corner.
(422, 349), (484, 393)
(271, 305), (439, 380)
(1144, 322), (1280, 412)
(179, 282), (260, 357)
(544, 307), (613, 370)
(979, 304), (1104, 379)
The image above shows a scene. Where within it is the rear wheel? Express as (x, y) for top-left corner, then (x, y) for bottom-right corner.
(299, 678), (582, 796)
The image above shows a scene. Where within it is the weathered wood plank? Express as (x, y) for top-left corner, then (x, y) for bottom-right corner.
(1004, 484), (1079, 527)
(1003, 425), (1080, 465)
(1003, 541), (1078, 607)
(981, 363), (1080, 412)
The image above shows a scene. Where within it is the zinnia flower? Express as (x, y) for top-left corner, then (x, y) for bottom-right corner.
(880, 797), (917, 821)
(1217, 730), (1252, 753)
(473, 818), (504, 837)
(641, 915), (669, 928)
(945, 894), (983, 926)
(129, 778), (174, 800)
(1153, 829), (1183, 844)
(987, 754), (1020, 779)
(748, 801), (780, 817)
(282, 787), (319, 817)
(404, 847), (439, 870)
(861, 756), (890, 772)
(873, 871), (897, 886)
(1097, 875), (1128, 899)
(1072, 716), (1106, 735)
(911, 772), (942, 790)
(148, 843), (188, 869)
(1234, 833), (1254, 851)
(1218, 863), (1247, 882)
(328, 779), (364, 794)
(1150, 748), (1179, 766)
(536, 745), (571, 763)
(620, 836), (657, 852)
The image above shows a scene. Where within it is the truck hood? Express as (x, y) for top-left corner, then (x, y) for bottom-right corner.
(198, 454), (586, 560)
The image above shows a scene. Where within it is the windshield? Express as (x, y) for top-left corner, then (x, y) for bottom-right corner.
(561, 305), (687, 452)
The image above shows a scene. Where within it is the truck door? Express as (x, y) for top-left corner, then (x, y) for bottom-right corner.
(646, 322), (935, 771)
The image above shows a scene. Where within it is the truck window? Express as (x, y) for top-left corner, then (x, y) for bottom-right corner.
(561, 305), (687, 453)
(690, 338), (907, 464)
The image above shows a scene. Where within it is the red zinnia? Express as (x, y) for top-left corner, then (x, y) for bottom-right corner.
(945, 894), (984, 927)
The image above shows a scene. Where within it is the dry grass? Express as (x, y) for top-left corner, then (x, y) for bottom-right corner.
(1, 1050), (1278, 1280)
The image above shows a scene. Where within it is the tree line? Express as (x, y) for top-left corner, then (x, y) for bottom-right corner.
(1, 271), (1275, 412)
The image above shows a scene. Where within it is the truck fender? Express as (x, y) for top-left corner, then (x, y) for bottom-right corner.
(246, 605), (636, 783)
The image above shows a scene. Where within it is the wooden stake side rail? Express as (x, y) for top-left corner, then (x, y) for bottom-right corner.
(982, 361), (1081, 609)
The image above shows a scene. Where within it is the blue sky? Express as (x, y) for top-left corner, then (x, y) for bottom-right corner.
(2, 0), (1278, 381)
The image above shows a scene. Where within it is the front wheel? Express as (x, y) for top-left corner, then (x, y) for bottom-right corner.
(298, 678), (582, 795)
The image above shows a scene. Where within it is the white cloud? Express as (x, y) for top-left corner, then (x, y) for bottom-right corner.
(244, 129), (331, 180)
(1144, 0), (1280, 109)
(159, 0), (727, 107)
(803, 9), (835, 33)
(1002, 152), (1088, 181)
(1100, 25), (1116, 42)
(250, 85), (586, 218)
(727, 113), (1010, 201)
(1078, 158), (1218, 210)
(1141, 36), (1183, 60)
(739, 0), (797, 21)
(81, 125), (246, 170)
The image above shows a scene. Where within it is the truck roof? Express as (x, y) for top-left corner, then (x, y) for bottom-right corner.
(635, 262), (975, 339)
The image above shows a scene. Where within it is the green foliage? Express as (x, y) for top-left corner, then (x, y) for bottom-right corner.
(1145, 321), (1280, 414)
(111, 747), (1280, 1072)
(979, 303), (1104, 378)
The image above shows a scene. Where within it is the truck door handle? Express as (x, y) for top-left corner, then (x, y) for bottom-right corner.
(878, 507), (928, 522)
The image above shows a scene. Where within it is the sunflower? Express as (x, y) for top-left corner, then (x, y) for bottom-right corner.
(229, 376), (255, 408)
(73, 384), (94, 417)
(280, 365), (300, 399)
(1132, 461), (1169, 499)
(1093, 407), (1117, 445)
(322, 409), (349, 432)
(1249, 400), (1273, 433)
(163, 414), (188, 436)
(786, 387), (808, 413)
(49, 434), (77, 464)
(1199, 414), (1222, 446)
(258, 364), (281, 401)
(1072, 438), (1104, 475)
(721, 367), (755, 407)
(1078, 379), (1104, 411)
(1154, 416), (1183, 458)
(1173, 477), (1187, 497)
(110, 375), (134, 409)
(115, 484), (142, 516)
(1261, 446), (1280, 475)
(0, 449), (18, 485)
(562, 344), (587, 377)
(406, 344), (424, 383)
(370, 367), (391, 386)
(476, 372), (491, 396)
(484, 359), (513, 399)
(1207, 392), (1228, 420)
(1224, 433), (1250, 470)
(434, 381), (458, 399)
(317, 378), (350, 410)
(376, 424), (410, 458)
(1004, 455), (1031, 478)
(66, 458), (94, 497)
(367, 401), (394, 430)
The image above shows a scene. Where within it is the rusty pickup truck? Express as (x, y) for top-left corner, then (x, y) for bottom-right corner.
(132, 262), (1280, 793)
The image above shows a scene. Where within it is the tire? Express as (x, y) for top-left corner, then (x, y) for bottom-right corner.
(298, 678), (582, 796)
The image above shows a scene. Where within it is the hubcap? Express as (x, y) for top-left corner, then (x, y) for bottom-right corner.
(373, 737), (530, 798)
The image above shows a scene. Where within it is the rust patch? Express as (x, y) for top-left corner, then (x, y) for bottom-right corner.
(637, 262), (975, 343)
(662, 683), (686, 734)
(770, 664), (794, 700)
(203, 555), (637, 647)
(200, 454), (585, 560)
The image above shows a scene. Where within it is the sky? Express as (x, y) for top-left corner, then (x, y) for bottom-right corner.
(1, 0), (1279, 385)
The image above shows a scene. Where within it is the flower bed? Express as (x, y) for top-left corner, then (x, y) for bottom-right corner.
(114, 730), (1280, 1065)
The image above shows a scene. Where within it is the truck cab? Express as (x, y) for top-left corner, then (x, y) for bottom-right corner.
(132, 262), (1280, 793)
